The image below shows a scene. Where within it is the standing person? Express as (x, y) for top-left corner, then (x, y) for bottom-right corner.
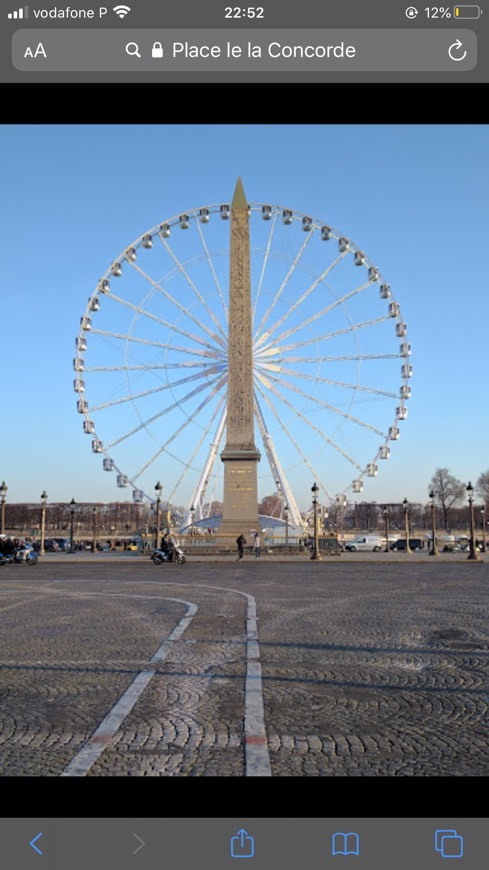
(236, 533), (246, 560)
(253, 532), (261, 558)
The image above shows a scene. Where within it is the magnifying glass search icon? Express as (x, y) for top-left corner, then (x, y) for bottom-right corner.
(126, 42), (141, 57)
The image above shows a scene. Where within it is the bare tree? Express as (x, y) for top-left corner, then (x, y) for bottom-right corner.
(204, 501), (223, 517)
(354, 501), (381, 531)
(476, 471), (489, 506)
(428, 468), (465, 530)
(258, 493), (282, 517)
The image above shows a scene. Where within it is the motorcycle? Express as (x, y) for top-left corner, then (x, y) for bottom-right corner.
(152, 542), (186, 565)
(0, 546), (38, 566)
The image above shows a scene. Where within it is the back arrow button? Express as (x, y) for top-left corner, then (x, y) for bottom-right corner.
(30, 833), (43, 855)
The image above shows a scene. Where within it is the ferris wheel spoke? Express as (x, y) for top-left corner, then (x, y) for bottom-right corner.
(255, 382), (334, 500)
(168, 398), (226, 508)
(107, 293), (220, 353)
(86, 359), (219, 372)
(188, 402), (227, 518)
(91, 328), (224, 364)
(255, 375), (364, 470)
(90, 329), (221, 359)
(279, 353), (400, 363)
(254, 250), (348, 351)
(129, 260), (226, 348)
(131, 376), (228, 481)
(194, 219), (228, 324)
(157, 236), (227, 344)
(89, 363), (226, 412)
(254, 396), (302, 528)
(262, 370), (387, 438)
(252, 209), (278, 324)
(259, 278), (374, 353)
(254, 231), (314, 337)
(254, 363), (398, 399)
(279, 316), (390, 353)
(105, 373), (224, 450)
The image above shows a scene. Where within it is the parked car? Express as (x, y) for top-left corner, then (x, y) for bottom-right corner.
(344, 535), (383, 552)
(390, 538), (424, 551)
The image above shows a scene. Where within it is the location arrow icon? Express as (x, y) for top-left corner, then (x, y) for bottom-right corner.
(30, 833), (43, 855)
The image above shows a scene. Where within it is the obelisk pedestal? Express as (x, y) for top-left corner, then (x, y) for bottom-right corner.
(220, 179), (261, 536)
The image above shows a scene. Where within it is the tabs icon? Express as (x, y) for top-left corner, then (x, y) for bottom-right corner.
(435, 830), (464, 858)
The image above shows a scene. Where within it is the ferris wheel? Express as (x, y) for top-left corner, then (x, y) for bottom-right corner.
(74, 199), (411, 524)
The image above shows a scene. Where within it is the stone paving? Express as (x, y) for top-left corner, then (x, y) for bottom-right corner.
(0, 558), (487, 777)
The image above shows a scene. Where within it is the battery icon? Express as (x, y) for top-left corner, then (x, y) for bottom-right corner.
(453, 5), (481, 16)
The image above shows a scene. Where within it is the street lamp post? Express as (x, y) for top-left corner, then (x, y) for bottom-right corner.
(284, 504), (289, 545)
(310, 483), (321, 561)
(0, 480), (7, 535)
(466, 483), (482, 561)
(383, 506), (389, 553)
(40, 490), (48, 556)
(69, 499), (76, 552)
(92, 506), (98, 554)
(481, 504), (487, 553)
(403, 498), (412, 554)
(429, 490), (440, 556)
(154, 481), (162, 549)
(190, 505), (195, 533)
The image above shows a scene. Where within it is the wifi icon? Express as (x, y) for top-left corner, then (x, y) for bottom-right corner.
(113, 4), (131, 17)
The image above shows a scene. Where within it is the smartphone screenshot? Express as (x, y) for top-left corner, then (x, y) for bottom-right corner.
(1, 0), (487, 81)
(1, 121), (487, 859)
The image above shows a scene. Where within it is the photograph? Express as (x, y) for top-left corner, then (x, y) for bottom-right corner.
(1, 124), (487, 802)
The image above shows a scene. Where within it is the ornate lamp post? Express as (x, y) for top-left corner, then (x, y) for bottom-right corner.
(154, 481), (162, 548)
(190, 505), (195, 533)
(403, 498), (412, 554)
(40, 490), (48, 556)
(92, 506), (98, 553)
(284, 503), (289, 545)
(310, 482), (321, 561)
(466, 483), (481, 561)
(383, 505), (390, 553)
(429, 490), (439, 556)
(69, 499), (76, 552)
(0, 480), (7, 535)
(481, 504), (487, 553)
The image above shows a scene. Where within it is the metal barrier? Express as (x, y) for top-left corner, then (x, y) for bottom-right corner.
(318, 535), (342, 555)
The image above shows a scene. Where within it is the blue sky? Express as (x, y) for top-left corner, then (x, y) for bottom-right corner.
(1, 124), (488, 512)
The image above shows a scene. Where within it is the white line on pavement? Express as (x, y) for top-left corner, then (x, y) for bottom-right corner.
(60, 597), (197, 777)
(25, 583), (270, 777)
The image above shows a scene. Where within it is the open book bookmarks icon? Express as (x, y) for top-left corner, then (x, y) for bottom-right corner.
(332, 833), (360, 856)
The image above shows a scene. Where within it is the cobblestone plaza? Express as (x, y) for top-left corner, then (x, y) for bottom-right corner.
(0, 558), (487, 777)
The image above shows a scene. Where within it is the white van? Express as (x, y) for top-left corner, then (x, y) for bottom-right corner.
(344, 535), (383, 552)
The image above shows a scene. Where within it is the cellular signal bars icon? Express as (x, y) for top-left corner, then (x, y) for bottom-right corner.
(8, 5), (29, 17)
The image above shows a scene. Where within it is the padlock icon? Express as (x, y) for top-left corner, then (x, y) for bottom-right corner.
(152, 41), (163, 58)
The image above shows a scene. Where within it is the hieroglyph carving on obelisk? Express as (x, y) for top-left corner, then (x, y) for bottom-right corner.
(220, 178), (261, 534)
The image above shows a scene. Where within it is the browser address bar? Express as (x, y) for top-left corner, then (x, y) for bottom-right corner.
(12, 28), (477, 71)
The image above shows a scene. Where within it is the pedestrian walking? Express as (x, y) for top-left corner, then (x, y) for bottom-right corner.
(236, 533), (246, 560)
(253, 533), (261, 558)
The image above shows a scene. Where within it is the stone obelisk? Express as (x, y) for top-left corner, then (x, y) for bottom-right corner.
(220, 179), (261, 535)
